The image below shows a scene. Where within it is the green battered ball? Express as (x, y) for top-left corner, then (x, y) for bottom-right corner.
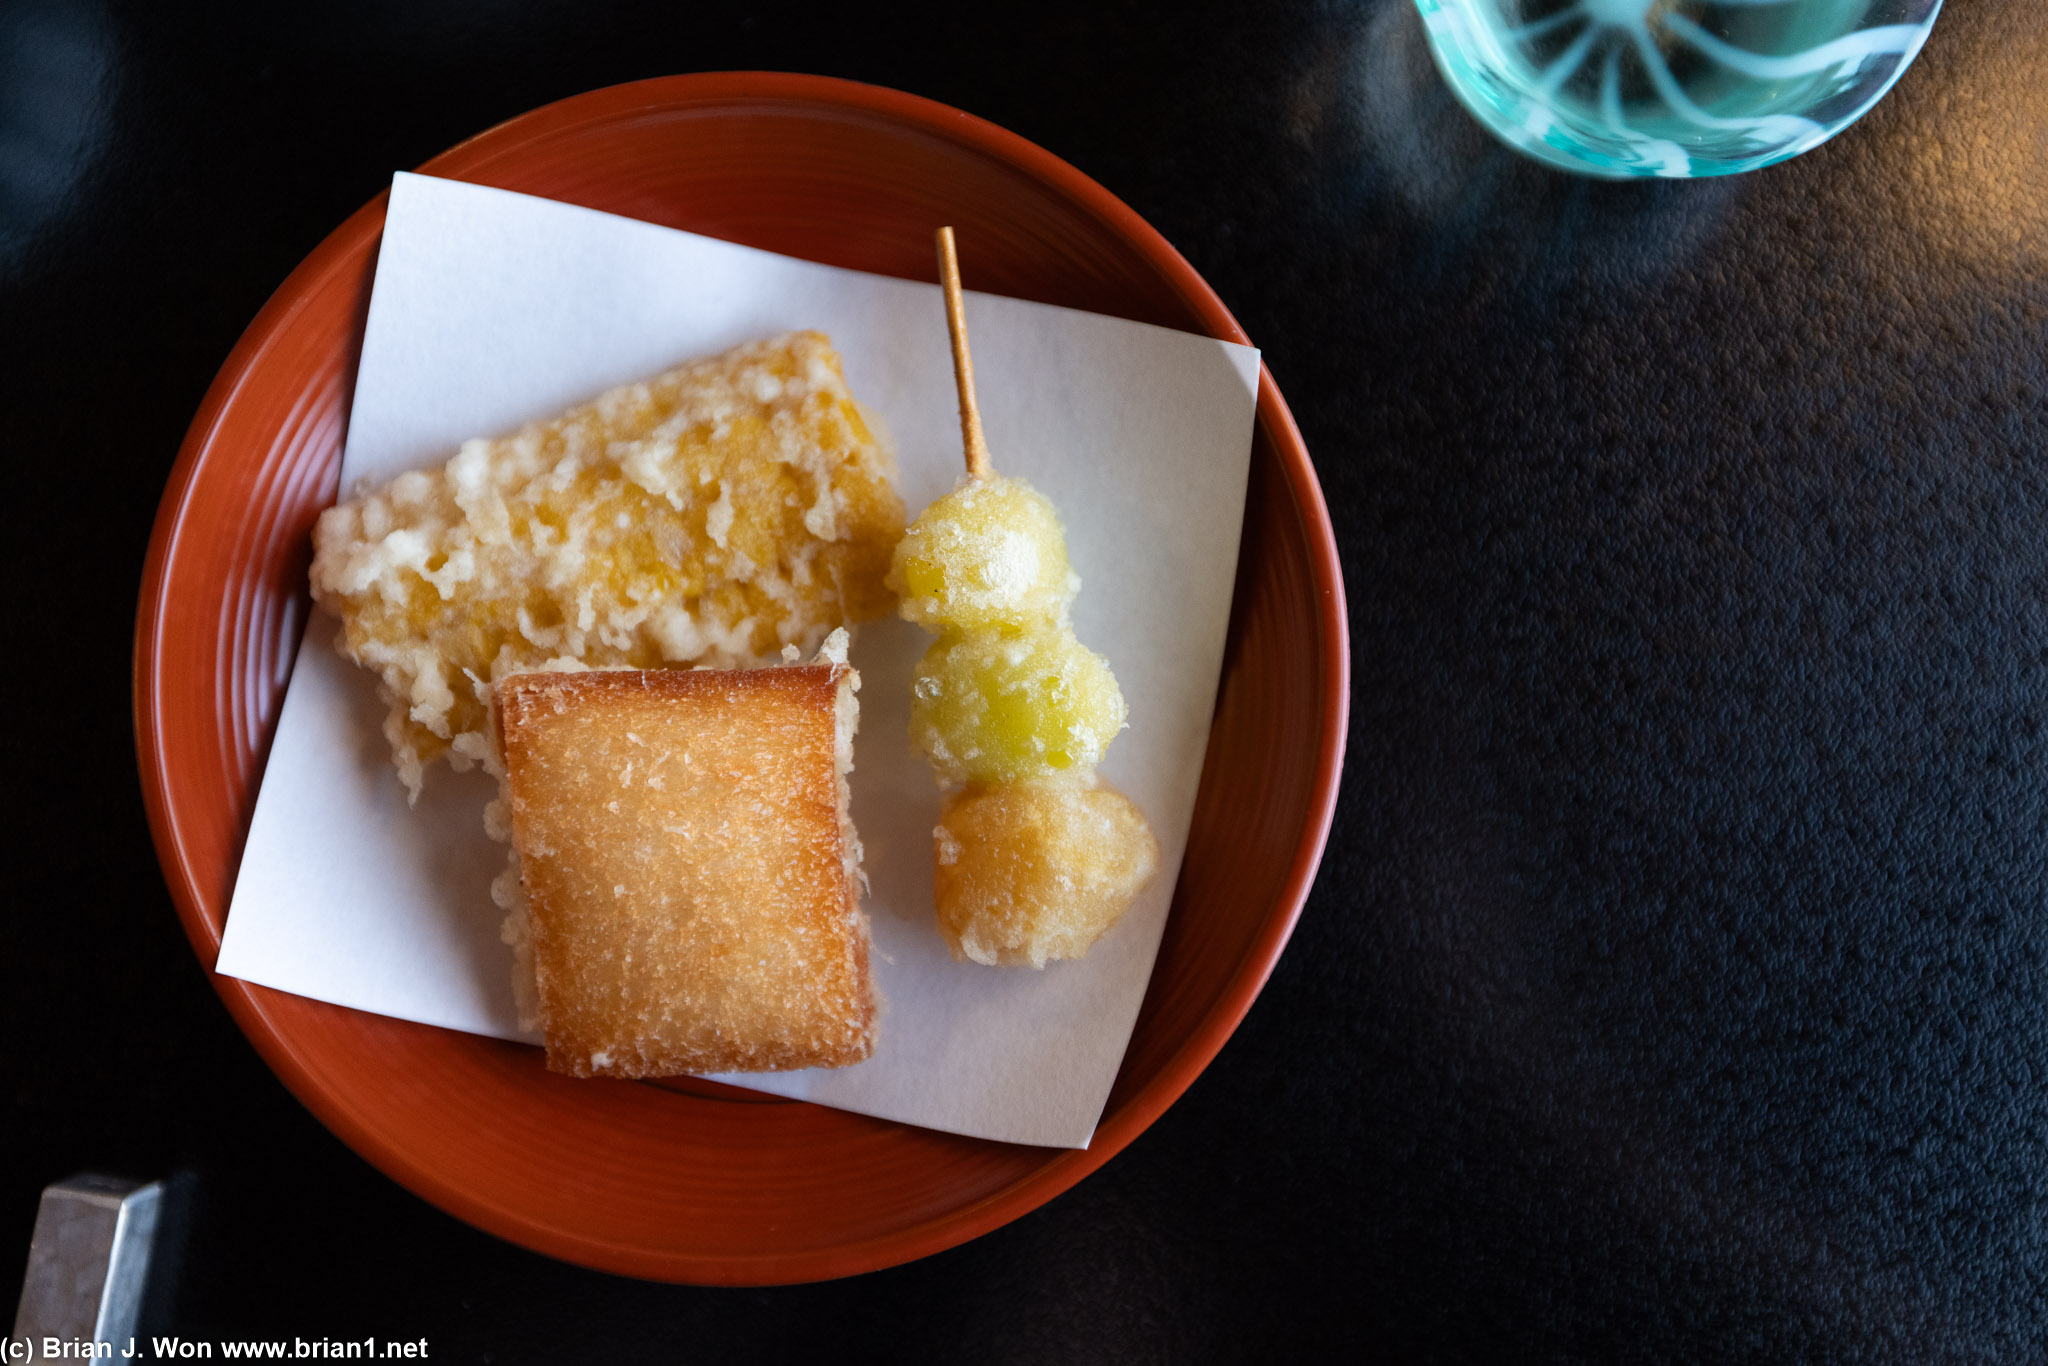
(909, 626), (1127, 786)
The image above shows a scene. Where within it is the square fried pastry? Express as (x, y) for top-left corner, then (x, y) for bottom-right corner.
(495, 659), (873, 1077)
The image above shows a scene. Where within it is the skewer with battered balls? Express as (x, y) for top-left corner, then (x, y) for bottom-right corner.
(887, 229), (1159, 967)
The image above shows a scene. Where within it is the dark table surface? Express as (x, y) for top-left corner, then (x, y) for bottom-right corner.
(8, 0), (2047, 1360)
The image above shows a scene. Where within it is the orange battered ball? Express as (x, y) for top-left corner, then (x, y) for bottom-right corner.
(933, 780), (1160, 967)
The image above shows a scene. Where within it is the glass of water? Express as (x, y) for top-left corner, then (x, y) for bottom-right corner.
(1414, 0), (1943, 178)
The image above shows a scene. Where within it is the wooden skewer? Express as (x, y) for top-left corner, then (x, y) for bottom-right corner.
(935, 226), (994, 481)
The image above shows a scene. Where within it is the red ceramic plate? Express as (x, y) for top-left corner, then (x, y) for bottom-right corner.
(133, 73), (1348, 1284)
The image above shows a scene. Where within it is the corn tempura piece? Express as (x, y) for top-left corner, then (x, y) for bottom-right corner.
(310, 332), (905, 798)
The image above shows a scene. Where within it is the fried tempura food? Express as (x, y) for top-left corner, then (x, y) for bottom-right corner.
(890, 474), (1074, 631)
(890, 472), (1158, 968)
(935, 780), (1159, 967)
(493, 642), (874, 1077)
(908, 622), (1126, 788)
(311, 331), (904, 799)
(890, 227), (1158, 967)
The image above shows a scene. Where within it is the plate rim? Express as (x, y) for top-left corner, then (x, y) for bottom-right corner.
(131, 70), (1350, 1283)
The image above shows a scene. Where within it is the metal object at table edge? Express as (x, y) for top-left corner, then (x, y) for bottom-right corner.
(12, 1176), (162, 1361)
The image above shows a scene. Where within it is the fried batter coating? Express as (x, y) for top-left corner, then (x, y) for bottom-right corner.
(311, 331), (904, 798)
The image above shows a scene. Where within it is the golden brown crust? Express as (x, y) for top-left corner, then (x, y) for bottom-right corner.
(309, 331), (905, 800)
(933, 778), (1159, 968)
(497, 665), (874, 1077)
